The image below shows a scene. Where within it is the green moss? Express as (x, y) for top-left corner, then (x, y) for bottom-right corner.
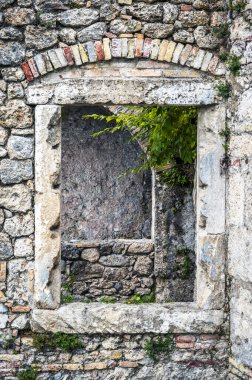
(176, 247), (192, 256)
(229, 0), (248, 12)
(126, 291), (156, 304)
(100, 296), (116, 304)
(144, 335), (174, 362)
(212, 23), (230, 39)
(18, 367), (38, 380)
(33, 332), (82, 352)
(215, 82), (231, 99)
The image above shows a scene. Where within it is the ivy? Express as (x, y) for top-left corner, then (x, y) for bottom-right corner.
(84, 106), (197, 181)
(144, 335), (174, 362)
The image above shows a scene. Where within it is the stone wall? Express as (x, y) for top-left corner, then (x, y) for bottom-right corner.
(0, 0), (251, 379)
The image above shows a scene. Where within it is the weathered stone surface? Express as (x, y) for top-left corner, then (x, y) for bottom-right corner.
(110, 19), (142, 34)
(0, 232), (13, 259)
(1, 67), (25, 82)
(163, 3), (179, 23)
(57, 8), (99, 27)
(0, 314), (8, 328)
(25, 26), (58, 50)
(81, 248), (99, 263)
(134, 256), (153, 276)
(142, 23), (173, 39)
(4, 7), (35, 26)
(99, 255), (130, 267)
(4, 211), (34, 237)
(14, 237), (33, 258)
(0, 127), (8, 145)
(0, 0), (14, 10)
(0, 184), (32, 212)
(178, 10), (209, 27)
(0, 100), (33, 129)
(32, 303), (225, 334)
(59, 28), (76, 45)
(0, 26), (23, 40)
(77, 22), (107, 43)
(11, 314), (29, 329)
(7, 135), (34, 159)
(100, 4), (120, 22)
(26, 78), (217, 106)
(7, 259), (33, 303)
(0, 41), (25, 65)
(194, 26), (221, 49)
(126, 4), (163, 22)
(0, 159), (33, 184)
(8, 82), (24, 99)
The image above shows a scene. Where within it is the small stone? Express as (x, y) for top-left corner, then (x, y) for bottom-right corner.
(12, 305), (31, 312)
(1, 67), (25, 82)
(99, 254), (130, 267)
(7, 83), (24, 99)
(22, 62), (33, 81)
(0, 159), (33, 184)
(0, 184), (32, 212)
(0, 41), (25, 65)
(57, 8), (99, 27)
(142, 23), (173, 39)
(59, 28), (76, 45)
(110, 18), (141, 35)
(4, 212), (34, 237)
(134, 256), (153, 276)
(0, 147), (7, 157)
(0, 26), (23, 40)
(0, 232), (13, 259)
(119, 361), (138, 368)
(163, 3), (179, 23)
(173, 30), (194, 44)
(0, 0), (15, 10)
(0, 100), (33, 129)
(0, 314), (8, 328)
(4, 7), (35, 26)
(178, 10), (209, 27)
(127, 241), (154, 254)
(77, 22), (107, 43)
(0, 261), (6, 281)
(84, 362), (107, 370)
(14, 237), (33, 258)
(25, 25), (58, 50)
(81, 248), (99, 263)
(11, 314), (29, 329)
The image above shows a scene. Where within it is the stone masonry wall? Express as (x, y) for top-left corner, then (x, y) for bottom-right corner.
(0, 0), (251, 379)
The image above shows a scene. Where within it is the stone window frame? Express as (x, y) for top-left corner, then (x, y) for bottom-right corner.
(28, 75), (226, 334)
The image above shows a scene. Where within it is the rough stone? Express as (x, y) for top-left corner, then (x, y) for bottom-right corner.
(0, 0), (14, 10)
(0, 100), (33, 129)
(110, 19), (142, 34)
(134, 256), (153, 276)
(4, 212), (34, 237)
(57, 8), (99, 27)
(194, 26), (221, 49)
(81, 248), (100, 263)
(142, 23), (173, 39)
(126, 4), (163, 22)
(7, 135), (34, 159)
(11, 314), (29, 329)
(59, 28), (76, 45)
(0, 159), (33, 184)
(0, 41), (25, 65)
(99, 255), (130, 267)
(0, 232), (13, 259)
(25, 26), (58, 50)
(0, 184), (32, 212)
(1, 67), (25, 82)
(14, 237), (33, 258)
(77, 22), (107, 43)
(0, 26), (23, 40)
(163, 3), (179, 23)
(4, 7), (35, 26)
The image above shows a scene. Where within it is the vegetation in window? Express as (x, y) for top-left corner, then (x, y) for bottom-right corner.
(84, 106), (197, 188)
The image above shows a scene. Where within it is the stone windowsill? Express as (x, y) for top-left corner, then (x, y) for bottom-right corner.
(32, 302), (225, 334)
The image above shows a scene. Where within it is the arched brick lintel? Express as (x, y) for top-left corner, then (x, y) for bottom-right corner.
(21, 36), (226, 82)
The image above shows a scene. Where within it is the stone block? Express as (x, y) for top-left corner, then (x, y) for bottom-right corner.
(0, 159), (33, 184)
(14, 237), (33, 258)
(7, 135), (34, 159)
(0, 184), (32, 212)
(0, 100), (33, 129)
(0, 232), (13, 259)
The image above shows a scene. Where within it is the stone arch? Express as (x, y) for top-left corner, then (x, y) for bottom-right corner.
(21, 36), (226, 82)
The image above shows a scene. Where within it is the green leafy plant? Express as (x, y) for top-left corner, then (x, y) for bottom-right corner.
(61, 274), (76, 304)
(100, 296), (116, 304)
(1, 336), (16, 350)
(18, 367), (38, 380)
(212, 23), (230, 39)
(144, 335), (174, 362)
(159, 165), (194, 188)
(33, 332), (82, 352)
(84, 106), (197, 186)
(176, 247), (192, 256)
(175, 247), (193, 279)
(219, 51), (241, 76)
(215, 82), (231, 99)
(219, 124), (231, 154)
(229, 0), (248, 12)
(127, 291), (156, 304)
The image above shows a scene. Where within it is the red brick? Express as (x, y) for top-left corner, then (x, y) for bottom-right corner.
(119, 361), (139, 368)
(200, 334), (219, 341)
(27, 58), (39, 78)
(176, 342), (195, 349)
(104, 31), (117, 39)
(64, 47), (74, 65)
(21, 62), (33, 81)
(208, 55), (219, 73)
(143, 38), (152, 58)
(181, 5), (193, 11)
(176, 335), (196, 343)
(95, 41), (104, 61)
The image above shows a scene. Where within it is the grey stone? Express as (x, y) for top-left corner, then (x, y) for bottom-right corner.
(142, 23), (174, 39)
(1, 67), (25, 82)
(0, 232), (13, 259)
(0, 147), (7, 157)
(7, 82), (24, 99)
(127, 241), (154, 254)
(7, 136), (34, 159)
(0, 184), (32, 212)
(110, 19), (142, 34)
(178, 10), (209, 27)
(0, 209), (4, 226)
(77, 22), (107, 43)
(4, 211), (34, 237)
(163, 3), (179, 23)
(134, 256), (153, 276)
(0, 314), (8, 328)
(0, 100), (33, 128)
(100, 4), (120, 22)
(194, 26), (221, 49)
(4, 7), (35, 26)
(34, 0), (68, 11)
(0, 41), (25, 65)
(99, 254), (130, 267)
(0, 159), (33, 184)
(7, 259), (33, 303)
(0, 0), (14, 10)
(14, 237), (33, 257)
(25, 26), (58, 50)
(81, 248), (100, 263)
(0, 27), (23, 40)
(126, 4), (163, 22)
(11, 314), (29, 329)
(57, 8), (99, 27)
(59, 28), (76, 45)
(173, 30), (194, 44)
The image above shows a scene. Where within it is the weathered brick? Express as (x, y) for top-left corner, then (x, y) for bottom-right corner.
(150, 39), (161, 60)
(176, 335), (196, 343)
(158, 40), (169, 61)
(11, 305), (31, 313)
(119, 361), (139, 368)
(111, 38), (121, 58)
(176, 342), (195, 349)
(164, 41), (176, 62)
(64, 47), (74, 66)
(84, 362), (107, 370)
(143, 38), (152, 58)
(0, 261), (6, 282)
(135, 37), (144, 57)
(103, 38), (112, 60)
(79, 44), (89, 64)
(95, 41), (104, 61)
(21, 62), (33, 81)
